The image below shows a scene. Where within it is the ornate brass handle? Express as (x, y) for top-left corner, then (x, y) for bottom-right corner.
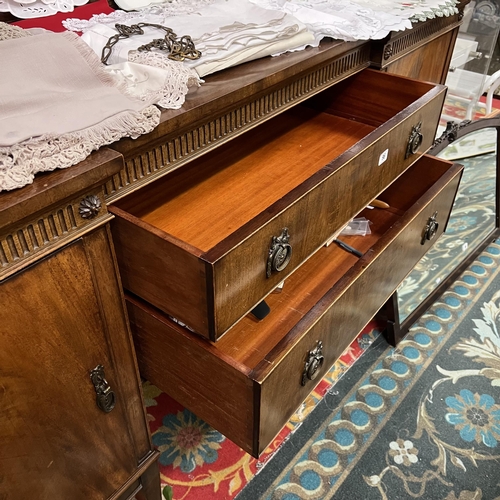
(421, 211), (439, 245)
(406, 122), (423, 158)
(301, 341), (325, 386)
(267, 228), (292, 278)
(90, 365), (116, 413)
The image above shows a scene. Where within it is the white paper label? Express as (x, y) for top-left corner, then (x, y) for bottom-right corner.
(378, 149), (389, 166)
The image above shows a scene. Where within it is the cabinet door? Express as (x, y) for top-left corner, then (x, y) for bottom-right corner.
(0, 227), (151, 500)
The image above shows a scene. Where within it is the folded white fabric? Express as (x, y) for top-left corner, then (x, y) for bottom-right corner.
(0, 30), (161, 192)
(106, 53), (203, 109)
(252, 0), (459, 42)
(71, 0), (315, 77)
(66, 0), (460, 60)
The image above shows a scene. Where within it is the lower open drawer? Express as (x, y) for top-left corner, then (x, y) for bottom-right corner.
(126, 154), (462, 457)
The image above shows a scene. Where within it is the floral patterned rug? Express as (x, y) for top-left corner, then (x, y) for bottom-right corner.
(143, 323), (382, 500)
(142, 125), (500, 500)
(440, 95), (500, 127)
(236, 240), (500, 500)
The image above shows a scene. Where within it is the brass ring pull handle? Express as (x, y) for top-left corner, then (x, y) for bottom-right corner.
(301, 341), (325, 386)
(90, 365), (116, 413)
(406, 122), (423, 159)
(421, 211), (439, 245)
(267, 228), (292, 278)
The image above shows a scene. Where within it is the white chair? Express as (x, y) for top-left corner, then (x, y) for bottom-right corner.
(442, 68), (500, 121)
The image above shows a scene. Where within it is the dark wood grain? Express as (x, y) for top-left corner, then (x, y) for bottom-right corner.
(110, 209), (210, 335)
(305, 68), (444, 125)
(115, 109), (372, 249)
(0, 19), (462, 496)
(370, 10), (465, 84)
(385, 31), (458, 84)
(105, 42), (372, 202)
(127, 155), (462, 456)
(127, 295), (256, 456)
(0, 227), (159, 499)
(111, 70), (446, 340)
(111, 40), (369, 158)
(0, 148), (123, 230)
(256, 158), (463, 453)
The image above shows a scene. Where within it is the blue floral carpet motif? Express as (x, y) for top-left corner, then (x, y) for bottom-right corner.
(237, 241), (500, 500)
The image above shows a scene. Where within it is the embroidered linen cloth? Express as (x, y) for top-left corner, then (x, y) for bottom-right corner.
(67, 0), (315, 77)
(68, 0), (459, 43)
(105, 54), (202, 109)
(251, 0), (460, 42)
(0, 0), (89, 20)
(0, 30), (161, 192)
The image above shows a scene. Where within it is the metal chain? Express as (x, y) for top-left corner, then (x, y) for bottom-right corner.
(101, 22), (201, 65)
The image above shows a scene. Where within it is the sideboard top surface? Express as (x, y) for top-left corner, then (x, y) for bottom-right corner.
(0, 148), (123, 231)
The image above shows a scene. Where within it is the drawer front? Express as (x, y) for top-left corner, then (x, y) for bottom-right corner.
(211, 89), (445, 338)
(127, 297), (257, 456)
(127, 157), (462, 457)
(111, 72), (445, 341)
(256, 161), (462, 453)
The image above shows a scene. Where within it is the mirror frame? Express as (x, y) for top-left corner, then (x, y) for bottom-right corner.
(384, 117), (500, 345)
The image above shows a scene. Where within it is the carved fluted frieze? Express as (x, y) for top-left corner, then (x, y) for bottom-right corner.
(105, 44), (371, 202)
(0, 188), (111, 280)
(372, 13), (462, 68)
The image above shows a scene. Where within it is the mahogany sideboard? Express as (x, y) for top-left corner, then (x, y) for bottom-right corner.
(0, 150), (160, 500)
(0, 7), (469, 498)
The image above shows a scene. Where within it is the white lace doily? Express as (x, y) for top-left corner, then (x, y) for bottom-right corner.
(64, 0), (459, 43)
(107, 51), (203, 109)
(251, 0), (460, 41)
(63, 0), (218, 31)
(0, 0), (88, 19)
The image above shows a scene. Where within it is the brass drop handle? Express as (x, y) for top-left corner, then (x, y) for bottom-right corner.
(301, 341), (325, 386)
(406, 122), (423, 158)
(267, 228), (292, 278)
(90, 365), (116, 413)
(421, 211), (439, 245)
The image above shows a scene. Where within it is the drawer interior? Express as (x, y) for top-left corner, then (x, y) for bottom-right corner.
(304, 69), (438, 127)
(113, 71), (438, 253)
(132, 155), (454, 370)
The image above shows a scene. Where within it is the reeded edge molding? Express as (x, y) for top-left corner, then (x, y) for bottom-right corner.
(0, 188), (111, 280)
(105, 45), (371, 203)
(374, 13), (461, 67)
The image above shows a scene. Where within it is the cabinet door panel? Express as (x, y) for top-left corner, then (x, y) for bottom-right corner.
(0, 235), (140, 500)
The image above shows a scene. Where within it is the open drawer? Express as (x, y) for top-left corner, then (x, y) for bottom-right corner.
(110, 69), (446, 341)
(125, 154), (463, 457)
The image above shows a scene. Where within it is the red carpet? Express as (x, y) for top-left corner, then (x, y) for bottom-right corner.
(440, 94), (500, 126)
(143, 322), (383, 500)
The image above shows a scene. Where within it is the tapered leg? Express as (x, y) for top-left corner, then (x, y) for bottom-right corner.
(383, 292), (404, 347)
